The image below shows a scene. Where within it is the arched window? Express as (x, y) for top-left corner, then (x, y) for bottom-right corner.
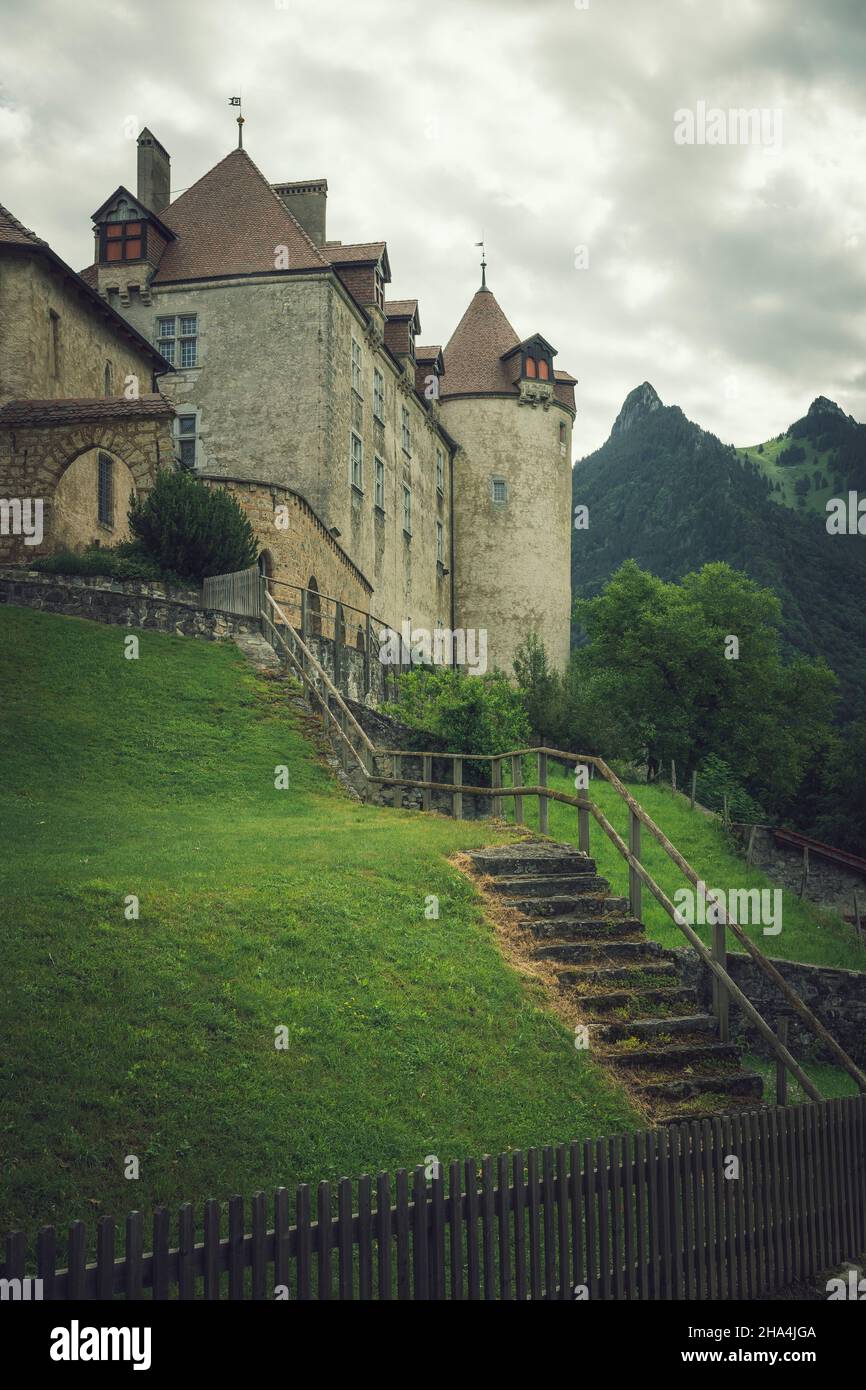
(525, 356), (537, 378)
(103, 362), (113, 397)
(257, 550), (274, 579)
(538, 359), (550, 381)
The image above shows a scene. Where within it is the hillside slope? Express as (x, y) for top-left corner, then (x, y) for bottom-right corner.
(571, 385), (866, 720)
(0, 606), (638, 1244)
(738, 395), (866, 520)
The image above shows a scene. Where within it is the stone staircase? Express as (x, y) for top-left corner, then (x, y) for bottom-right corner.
(470, 840), (765, 1124)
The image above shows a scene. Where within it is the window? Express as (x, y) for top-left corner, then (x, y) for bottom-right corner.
(525, 356), (537, 378)
(436, 519), (444, 565)
(97, 453), (114, 526)
(436, 447), (445, 495)
(401, 405), (411, 456)
(373, 368), (385, 422)
(402, 484), (412, 536)
(350, 431), (363, 491)
(176, 413), (198, 470)
(374, 268), (385, 311)
(374, 456), (385, 511)
(538, 358), (550, 381)
(48, 310), (60, 379)
(157, 314), (198, 368)
(559, 421), (567, 457)
(351, 338), (363, 395)
(103, 362), (113, 398)
(492, 477), (508, 504)
(101, 220), (144, 262)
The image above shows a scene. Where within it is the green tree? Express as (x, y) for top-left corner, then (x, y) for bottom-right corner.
(513, 633), (562, 743)
(571, 560), (837, 811)
(128, 469), (258, 582)
(383, 668), (529, 756)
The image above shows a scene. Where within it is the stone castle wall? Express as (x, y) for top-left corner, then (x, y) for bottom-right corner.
(441, 393), (573, 673)
(0, 257), (156, 406)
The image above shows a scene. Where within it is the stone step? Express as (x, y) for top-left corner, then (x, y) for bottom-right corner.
(489, 874), (609, 898)
(593, 1014), (718, 1044)
(470, 843), (596, 878)
(526, 917), (642, 942)
(578, 984), (698, 1015)
(507, 884), (611, 914)
(600, 1042), (743, 1074)
(534, 938), (659, 964)
(521, 895), (629, 920)
(631, 1070), (764, 1104)
(557, 963), (677, 989)
(657, 1097), (769, 1126)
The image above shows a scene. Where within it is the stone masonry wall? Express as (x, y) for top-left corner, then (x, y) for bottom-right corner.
(672, 946), (866, 1067)
(734, 825), (866, 919)
(0, 257), (157, 406)
(0, 569), (260, 641)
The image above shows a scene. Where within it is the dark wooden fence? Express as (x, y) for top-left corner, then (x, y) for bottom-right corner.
(4, 1098), (864, 1300)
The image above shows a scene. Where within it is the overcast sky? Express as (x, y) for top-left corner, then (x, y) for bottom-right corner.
(2, 0), (864, 454)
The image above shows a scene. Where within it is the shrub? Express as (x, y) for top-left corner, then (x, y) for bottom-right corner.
(695, 754), (765, 823)
(30, 544), (183, 584)
(383, 667), (530, 755)
(128, 470), (258, 582)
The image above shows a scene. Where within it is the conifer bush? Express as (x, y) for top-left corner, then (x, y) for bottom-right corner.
(128, 469), (258, 581)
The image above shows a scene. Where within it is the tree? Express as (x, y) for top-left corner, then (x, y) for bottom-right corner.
(571, 560), (837, 811)
(513, 633), (562, 743)
(128, 469), (258, 581)
(384, 668), (529, 755)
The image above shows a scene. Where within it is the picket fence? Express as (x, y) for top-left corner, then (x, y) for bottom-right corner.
(3, 1098), (864, 1301)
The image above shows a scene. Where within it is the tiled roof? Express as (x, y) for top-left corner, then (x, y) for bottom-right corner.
(442, 287), (577, 408)
(0, 395), (175, 429)
(441, 287), (521, 397)
(153, 149), (328, 284)
(322, 241), (386, 265)
(0, 203), (44, 246)
(415, 344), (442, 360)
(385, 298), (419, 319)
(78, 264), (98, 288)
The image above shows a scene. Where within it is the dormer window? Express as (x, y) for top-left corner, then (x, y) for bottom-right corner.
(374, 267), (385, 311)
(525, 356), (537, 379)
(538, 359), (550, 381)
(101, 221), (145, 262)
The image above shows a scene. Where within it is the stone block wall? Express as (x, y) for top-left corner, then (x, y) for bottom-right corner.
(0, 569), (260, 642)
(734, 826), (866, 919)
(672, 946), (866, 1067)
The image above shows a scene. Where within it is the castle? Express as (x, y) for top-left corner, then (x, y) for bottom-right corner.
(1, 124), (576, 674)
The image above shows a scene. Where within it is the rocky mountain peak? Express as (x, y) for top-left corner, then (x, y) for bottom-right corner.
(611, 382), (663, 438)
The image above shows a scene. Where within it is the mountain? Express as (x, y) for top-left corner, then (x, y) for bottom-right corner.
(735, 394), (866, 519)
(571, 386), (866, 721)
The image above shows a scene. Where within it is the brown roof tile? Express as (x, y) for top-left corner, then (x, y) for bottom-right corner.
(441, 288), (521, 397)
(0, 395), (175, 429)
(385, 298), (419, 321)
(0, 203), (44, 246)
(322, 241), (386, 265)
(415, 344), (442, 361)
(78, 264), (98, 288)
(153, 149), (328, 284)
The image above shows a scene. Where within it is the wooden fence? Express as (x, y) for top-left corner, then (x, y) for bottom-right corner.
(4, 1098), (864, 1300)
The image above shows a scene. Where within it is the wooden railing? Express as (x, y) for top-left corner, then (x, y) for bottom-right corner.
(259, 595), (866, 1107)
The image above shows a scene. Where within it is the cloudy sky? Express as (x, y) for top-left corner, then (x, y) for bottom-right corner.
(2, 0), (865, 454)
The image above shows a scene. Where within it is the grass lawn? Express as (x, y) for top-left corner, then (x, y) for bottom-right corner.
(0, 606), (639, 1252)
(501, 760), (865, 972)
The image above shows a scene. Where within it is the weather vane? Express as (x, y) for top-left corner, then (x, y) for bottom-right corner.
(229, 96), (244, 149)
(475, 238), (487, 289)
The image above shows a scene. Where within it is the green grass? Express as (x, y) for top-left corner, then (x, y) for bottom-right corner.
(501, 760), (865, 972)
(737, 435), (840, 518)
(744, 1055), (861, 1104)
(0, 606), (639, 1249)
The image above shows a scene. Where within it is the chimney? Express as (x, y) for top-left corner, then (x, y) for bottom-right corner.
(272, 179), (328, 245)
(137, 128), (171, 214)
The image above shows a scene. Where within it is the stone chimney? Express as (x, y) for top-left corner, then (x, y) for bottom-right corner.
(137, 128), (171, 214)
(272, 179), (327, 245)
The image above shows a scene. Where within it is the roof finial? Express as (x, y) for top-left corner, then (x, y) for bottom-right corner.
(229, 95), (244, 149)
(475, 238), (487, 290)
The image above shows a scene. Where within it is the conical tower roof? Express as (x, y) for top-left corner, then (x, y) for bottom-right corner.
(441, 287), (521, 398)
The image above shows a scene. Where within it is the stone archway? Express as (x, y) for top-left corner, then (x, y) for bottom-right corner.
(0, 395), (175, 564)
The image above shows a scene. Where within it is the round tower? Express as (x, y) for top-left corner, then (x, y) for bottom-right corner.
(440, 279), (576, 675)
